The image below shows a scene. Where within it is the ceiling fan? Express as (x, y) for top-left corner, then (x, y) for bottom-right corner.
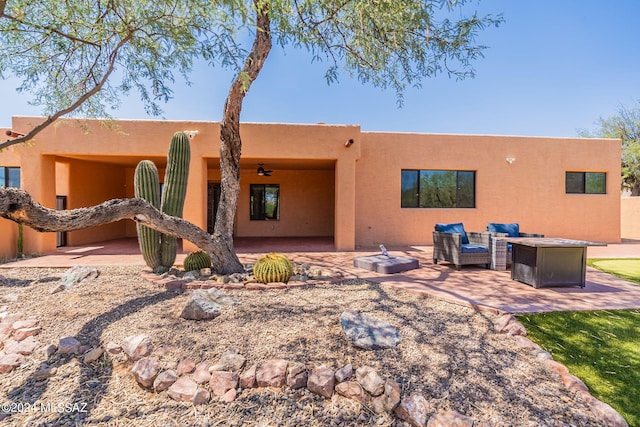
(257, 163), (272, 177)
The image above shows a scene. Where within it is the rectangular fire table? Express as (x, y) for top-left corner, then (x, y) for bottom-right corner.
(506, 238), (606, 288)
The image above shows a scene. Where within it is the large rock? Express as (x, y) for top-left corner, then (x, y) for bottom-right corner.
(153, 370), (178, 392)
(286, 362), (308, 390)
(180, 288), (235, 321)
(372, 379), (401, 413)
(51, 266), (99, 294)
(122, 334), (153, 361)
(340, 311), (400, 350)
(193, 361), (213, 384)
(0, 353), (25, 374)
(240, 363), (258, 389)
(57, 336), (81, 355)
(307, 365), (335, 399)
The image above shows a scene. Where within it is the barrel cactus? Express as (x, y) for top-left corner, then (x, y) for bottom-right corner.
(253, 253), (294, 284)
(134, 132), (190, 273)
(184, 250), (213, 272)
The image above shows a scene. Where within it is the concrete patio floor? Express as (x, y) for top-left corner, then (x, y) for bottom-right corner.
(1, 237), (639, 315)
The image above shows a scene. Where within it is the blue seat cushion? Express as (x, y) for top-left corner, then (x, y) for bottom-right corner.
(488, 222), (520, 238)
(461, 244), (488, 253)
(435, 222), (469, 244)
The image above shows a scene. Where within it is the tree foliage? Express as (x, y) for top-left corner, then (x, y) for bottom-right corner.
(579, 101), (640, 196)
(1, 0), (503, 272)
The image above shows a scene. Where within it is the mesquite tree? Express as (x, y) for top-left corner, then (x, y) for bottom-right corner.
(0, 0), (502, 273)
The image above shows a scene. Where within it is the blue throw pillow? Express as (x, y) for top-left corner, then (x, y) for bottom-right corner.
(435, 222), (469, 244)
(487, 222), (520, 238)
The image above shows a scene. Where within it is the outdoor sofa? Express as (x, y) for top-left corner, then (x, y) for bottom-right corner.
(432, 223), (492, 270)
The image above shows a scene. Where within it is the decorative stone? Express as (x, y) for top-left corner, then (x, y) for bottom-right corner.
(240, 363), (258, 389)
(427, 410), (475, 427)
(51, 266), (99, 293)
(586, 398), (629, 427)
(180, 288), (235, 320)
(493, 314), (527, 336)
(13, 327), (42, 341)
(154, 370), (178, 392)
(256, 359), (288, 388)
(105, 342), (122, 354)
(5, 336), (39, 355)
(307, 365), (335, 399)
(335, 364), (353, 383)
(32, 366), (57, 380)
(543, 359), (569, 376)
(12, 319), (39, 330)
(210, 349), (246, 372)
(221, 388), (237, 403)
(167, 376), (199, 402)
(192, 388), (211, 405)
(356, 366), (385, 396)
(286, 362), (308, 390)
(335, 381), (367, 403)
(513, 335), (541, 350)
(209, 370), (239, 396)
(395, 393), (431, 427)
(193, 361), (213, 384)
(42, 344), (57, 358)
(131, 357), (161, 388)
(372, 379), (401, 413)
(177, 358), (197, 375)
(58, 336), (82, 355)
(340, 311), (400, 350)
(0, 353), (25, 373)
(121, 334), (153, 361)
(83, 347), (104, 364)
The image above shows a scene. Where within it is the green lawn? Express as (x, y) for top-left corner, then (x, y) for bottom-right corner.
(517, 259), (640, 427)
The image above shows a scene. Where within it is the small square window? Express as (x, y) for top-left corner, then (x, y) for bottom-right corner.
(566, 172), (606, 194)
(250, 184), (280, 220)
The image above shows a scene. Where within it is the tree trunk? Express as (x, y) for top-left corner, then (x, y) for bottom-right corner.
(215, 0), (272, 274)
(0, 187), (234, 272)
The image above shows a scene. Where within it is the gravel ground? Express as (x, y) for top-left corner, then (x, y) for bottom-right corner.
(0, 265), (602, 426)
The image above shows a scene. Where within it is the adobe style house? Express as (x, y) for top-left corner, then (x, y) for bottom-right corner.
(0, 116), (622, 259)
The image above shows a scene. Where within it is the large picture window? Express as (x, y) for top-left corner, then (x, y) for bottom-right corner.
(565, 172), (606, 194)
(0, 167), (20, 188)
(401, 169), (475, 208)
(250, 184), (280, 220)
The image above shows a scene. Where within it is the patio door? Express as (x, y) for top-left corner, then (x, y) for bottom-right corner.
(56, 196), (67, 247)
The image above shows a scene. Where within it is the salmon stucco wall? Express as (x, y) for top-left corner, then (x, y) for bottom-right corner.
(235, 168), (335, 237)
(65, 159), (128, 245)
(0, 219), (18, 260)
(355, 132), (621, 248)
(621, 197), (640, 239)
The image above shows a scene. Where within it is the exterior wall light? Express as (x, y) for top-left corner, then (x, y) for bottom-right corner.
(5, 130), (25, 138)
(184, 130), (199, 139)
(506, 157), (516, 164)
(344, 138), (354, 147)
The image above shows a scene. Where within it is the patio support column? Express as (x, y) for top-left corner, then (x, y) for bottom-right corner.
(182, 157), (207, 253)
(20, 153), (57, 254)
(334, 158), (356, 250)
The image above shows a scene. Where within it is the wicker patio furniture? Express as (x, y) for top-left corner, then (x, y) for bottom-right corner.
(486, 222), (544, 266)
(432, 223), (492, 270)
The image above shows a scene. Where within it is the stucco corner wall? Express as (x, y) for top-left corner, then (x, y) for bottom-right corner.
(621, 197), (640, 239)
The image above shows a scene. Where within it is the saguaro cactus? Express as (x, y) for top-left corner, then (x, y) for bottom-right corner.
(134, 160), (162, 271)
(159, 131), (191, 268)
(134, 132), (191, 273)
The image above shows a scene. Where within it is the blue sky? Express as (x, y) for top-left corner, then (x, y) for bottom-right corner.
(1, 0), (639, 137)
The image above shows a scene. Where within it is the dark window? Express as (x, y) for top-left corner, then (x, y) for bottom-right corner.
(401, 169), (476, 208)
(0, 167), (20, 188)
(250, 184), (280, 220)
(565, 172), (606, 194)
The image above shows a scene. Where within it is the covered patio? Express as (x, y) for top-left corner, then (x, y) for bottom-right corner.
(2, 237), (639, 314)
